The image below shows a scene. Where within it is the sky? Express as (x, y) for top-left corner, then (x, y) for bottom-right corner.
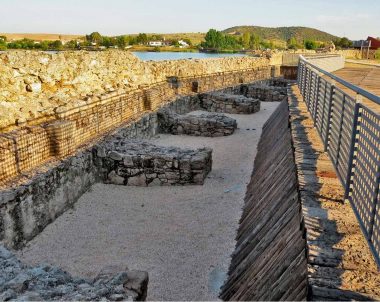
(0, 0), (379, 40)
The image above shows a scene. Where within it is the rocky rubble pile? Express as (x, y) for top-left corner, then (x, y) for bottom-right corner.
(0, 245), (148, 301)
(0, 50), (268, 129)
(199, 92), (261, 114)
(158, 109), (237, 137)
(94, 140), (212, 186)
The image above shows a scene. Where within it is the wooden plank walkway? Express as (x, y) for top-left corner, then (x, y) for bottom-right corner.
(331, 64), (380, 113)
(288, 85), (380, 301)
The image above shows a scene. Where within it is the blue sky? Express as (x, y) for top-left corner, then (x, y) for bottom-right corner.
(1, 0), (379, 39)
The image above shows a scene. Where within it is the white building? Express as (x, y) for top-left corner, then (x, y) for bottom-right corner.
(148, 41), (164, 47)
(178, 40), (189, 47)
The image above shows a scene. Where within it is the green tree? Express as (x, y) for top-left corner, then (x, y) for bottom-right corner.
(203, 29), (221, 49)
(116, 35), (129, 48)
(65, 40), (79, 49)
(136, 33), (148, 44)
(49, 40), (63, 50)
(86, 32), (103, 44)
(249, 34), (261, 50)
(375, 49), (380, 60)
(242, 32), (251, 49)
(40, 41), (50, 51)
(287, 37), (302, 50)
(337, 37), (353, 48)
(0, 35), (7, 50)
(304, 40), (317, 50)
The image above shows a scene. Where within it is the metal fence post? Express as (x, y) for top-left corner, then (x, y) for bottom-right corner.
(344, 97), (361, 199)
(313, 74), (321, 124)
(323, 83), (335, 152)
(369, 165), (380, 240)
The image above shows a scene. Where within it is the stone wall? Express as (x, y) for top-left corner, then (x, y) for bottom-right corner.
(157, 110), (237, 137)
(0, 112), (159, 248)
(0, 63), (272, 187)
(0, 73), (284, 248)
(96, 140), (212, 186)
(199, 93), (261, 114)
(216, 78), (291, 103)
(0, 50), (270, 130)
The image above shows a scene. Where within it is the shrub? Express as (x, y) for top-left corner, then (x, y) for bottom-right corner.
(375, 49), (380, 60)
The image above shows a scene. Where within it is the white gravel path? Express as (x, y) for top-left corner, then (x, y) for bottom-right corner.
(16, 102), (279, 301)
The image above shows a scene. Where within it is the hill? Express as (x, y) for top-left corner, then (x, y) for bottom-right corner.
(222, 26), (339, 42)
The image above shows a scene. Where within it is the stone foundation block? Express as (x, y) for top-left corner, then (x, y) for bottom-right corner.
(95, 140), (212, 186)
(158, 110), (237, 137)
(199, 93), (260, 114)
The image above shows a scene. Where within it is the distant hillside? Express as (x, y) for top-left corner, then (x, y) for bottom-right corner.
(0, 33), (84, 42)
(222, 26), (339, 42)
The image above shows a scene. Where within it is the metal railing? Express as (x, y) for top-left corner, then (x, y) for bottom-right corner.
(297, 55), (380, 267)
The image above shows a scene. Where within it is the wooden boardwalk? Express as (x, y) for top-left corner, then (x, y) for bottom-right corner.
(332, 63), (380, 113)
(288, 85), (380, 301)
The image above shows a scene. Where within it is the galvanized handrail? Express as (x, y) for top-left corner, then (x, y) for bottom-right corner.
(299, 55), (380, 105)
(297, 55), (380, 268)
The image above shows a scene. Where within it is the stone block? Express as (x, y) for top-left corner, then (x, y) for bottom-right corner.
(96, 140), (212, 186)
(158, 109), (237, 137)
(199, 92), (261, 114)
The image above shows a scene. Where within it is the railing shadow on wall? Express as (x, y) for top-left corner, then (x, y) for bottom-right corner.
(297, 55), (380, 268)
(0, 66), (273, 187)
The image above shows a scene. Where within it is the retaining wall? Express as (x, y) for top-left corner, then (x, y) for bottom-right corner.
(0, 113), (159, 248)
(0, 67), (273, 187)
(220, 100), (308, 301)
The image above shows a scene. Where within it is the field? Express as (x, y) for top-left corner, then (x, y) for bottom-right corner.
(0, 33), (84, 41)
(0, 32), (206, 45)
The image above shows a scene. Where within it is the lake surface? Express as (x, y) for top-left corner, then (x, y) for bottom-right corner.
(132, 51), (246, 61)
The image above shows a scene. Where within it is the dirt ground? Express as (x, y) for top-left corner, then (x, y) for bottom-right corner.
(16, 102), (279, 301)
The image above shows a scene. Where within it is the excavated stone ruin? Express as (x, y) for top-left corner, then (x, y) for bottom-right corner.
(199, 93), (261, 114)
(0, 77), (294, 301)
(95, 140), (212, 186)
(157, 109), (237, 137)
(0, 245), (148, 301)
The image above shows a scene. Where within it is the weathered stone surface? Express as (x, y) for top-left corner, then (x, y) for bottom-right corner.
(199, 93), (260, 114)
(0, 245), (148, 301)
(158, 109), (237, 137)
(96, 140), (212, 186)
(216, 78), (291, 103)
(0, 50), (269, 129)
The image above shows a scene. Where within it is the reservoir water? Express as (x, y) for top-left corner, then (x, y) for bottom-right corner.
(132, 51), (246, 61)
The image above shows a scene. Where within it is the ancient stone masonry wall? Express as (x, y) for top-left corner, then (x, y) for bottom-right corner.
(95, 141), (212, 187)
(157, 109), (237, 137)
(0, 64), (272, 187)
(217, 78), (291, 103)
(0, 112), (159, 249)
(198, 93), (260, 114)
(0, 245), (149, 301)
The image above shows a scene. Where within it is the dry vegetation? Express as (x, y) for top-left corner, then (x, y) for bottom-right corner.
(0, 33), (84, 41)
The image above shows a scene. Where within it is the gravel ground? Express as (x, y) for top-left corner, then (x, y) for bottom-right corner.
(16, 102), (279, 301)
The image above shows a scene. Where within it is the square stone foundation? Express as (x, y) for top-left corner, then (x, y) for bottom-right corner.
(158, 110), (237, 137)
(95, 140), (212, 186)
(199, 93), (260, 114)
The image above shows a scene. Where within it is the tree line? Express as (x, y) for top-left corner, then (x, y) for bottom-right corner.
(0, 30), (354, 52)
(0, 32), (193, 51)
(201, 29), (354, 51)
